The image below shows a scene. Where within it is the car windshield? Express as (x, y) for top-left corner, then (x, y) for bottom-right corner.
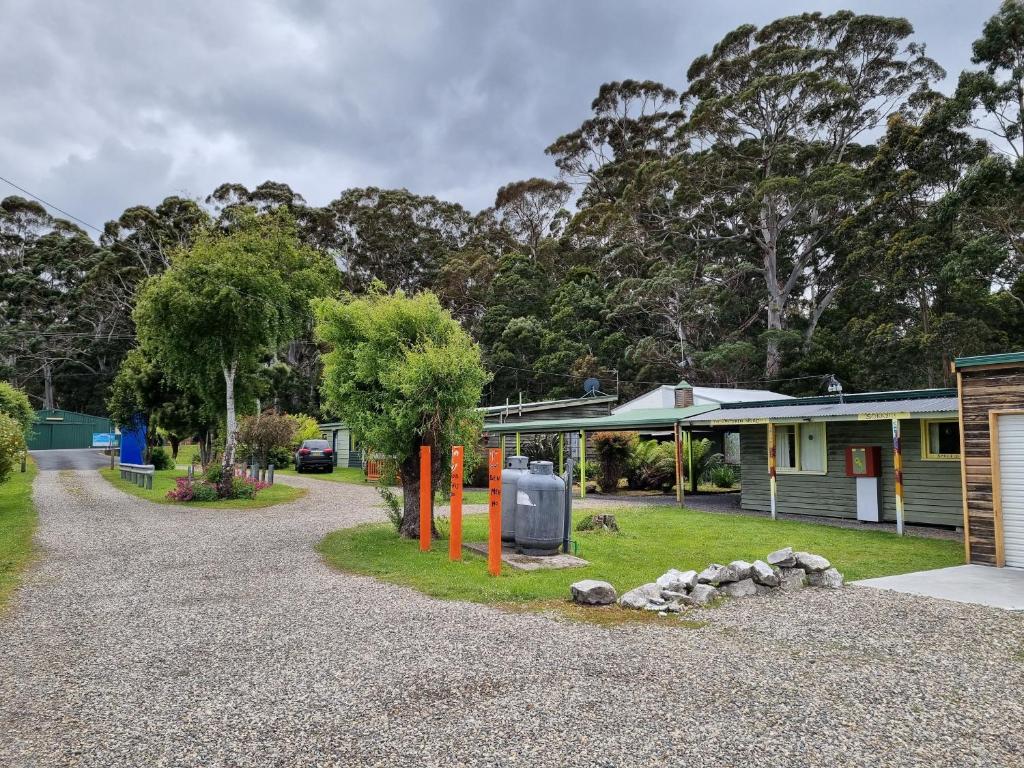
(303, 440), (330, 449)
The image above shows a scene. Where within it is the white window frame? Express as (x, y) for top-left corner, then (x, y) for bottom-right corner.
(776, 422), (828, 475)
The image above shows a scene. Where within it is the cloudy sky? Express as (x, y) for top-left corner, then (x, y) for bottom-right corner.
(0, 0), (1002, 229)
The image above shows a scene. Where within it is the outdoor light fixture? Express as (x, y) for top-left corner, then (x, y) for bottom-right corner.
(826, 374), (844, 402)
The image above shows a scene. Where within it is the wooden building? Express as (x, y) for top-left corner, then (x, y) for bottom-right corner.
(687, 389), (963, 530)
(480, 393), (617, 459)
(955, 352), (1024, 567)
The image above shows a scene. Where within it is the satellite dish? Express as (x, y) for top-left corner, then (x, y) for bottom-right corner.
(583, 378), (601, 396)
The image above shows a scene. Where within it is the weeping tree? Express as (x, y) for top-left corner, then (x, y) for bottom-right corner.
(135, 210), (333, 490)
(315, 287), (489, 538)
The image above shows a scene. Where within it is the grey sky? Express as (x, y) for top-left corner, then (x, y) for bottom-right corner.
(0, 0), (1002, 228)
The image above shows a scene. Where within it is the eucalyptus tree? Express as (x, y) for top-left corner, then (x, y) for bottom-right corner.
(678, 11), (944, 378)
(134, 210), (334, 480)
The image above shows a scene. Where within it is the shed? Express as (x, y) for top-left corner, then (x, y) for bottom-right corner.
(317, 421), (363, 468)
(480, 393), (617, 457)
(954, 352), (1024, 567)
(687, 389), (963, 530)
(28, 409), (114, 451)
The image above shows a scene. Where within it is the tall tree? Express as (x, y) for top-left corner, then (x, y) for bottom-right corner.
(134, 210), (333, 479)
(680, 11), (943, 377)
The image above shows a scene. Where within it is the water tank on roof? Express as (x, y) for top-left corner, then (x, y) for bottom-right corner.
(501, 456), (529, 543)
(515, 461), (565, 556)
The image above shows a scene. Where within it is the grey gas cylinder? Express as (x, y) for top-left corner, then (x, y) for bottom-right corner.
(501, 455), (530, 542)
(515, 461), (566, 555)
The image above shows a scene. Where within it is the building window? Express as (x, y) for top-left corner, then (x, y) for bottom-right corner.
(921, 419), (960, 460)
(775, 422), (827, 474)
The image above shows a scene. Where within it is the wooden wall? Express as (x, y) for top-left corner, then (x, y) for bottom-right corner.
(958, 366), (1024, 565)
(740, 420), (963, 526)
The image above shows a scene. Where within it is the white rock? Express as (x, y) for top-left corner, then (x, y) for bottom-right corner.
(807, 567), (844, 589)
(688, 583), (719, 605)
(698, 563), (738, 585)
(720, 578), (757, 598)
(728, 560), (754, 580)
(766, 546), (796, 568)
(795, 552), (831, 573)
(619, 583), (664, 610)
(777, 567), (807, 591)
(656, 568), (698, 593)
(750, 560), (780, 587)
(570, 580), (617, 606)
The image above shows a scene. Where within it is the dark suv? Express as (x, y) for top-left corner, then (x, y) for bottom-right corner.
(294, 439), (335, 473)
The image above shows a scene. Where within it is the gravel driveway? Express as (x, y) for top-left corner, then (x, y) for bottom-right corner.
(2, 470), (1023, 767)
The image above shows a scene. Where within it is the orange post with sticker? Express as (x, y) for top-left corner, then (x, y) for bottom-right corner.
(487, 447), (502, 576)
(419, 445), (431, 551)
(449, 446), (464, 561)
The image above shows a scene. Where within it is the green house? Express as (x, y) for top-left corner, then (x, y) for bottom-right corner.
(27, 409), (115, 451)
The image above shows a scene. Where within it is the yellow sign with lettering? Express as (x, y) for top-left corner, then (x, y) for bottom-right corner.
(857, 412), (911, 421)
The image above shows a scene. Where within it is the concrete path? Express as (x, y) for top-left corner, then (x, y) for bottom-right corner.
(29, 448), (112, 471)
(2, 470), (1023, 767)
(854, 564), (1024, 610)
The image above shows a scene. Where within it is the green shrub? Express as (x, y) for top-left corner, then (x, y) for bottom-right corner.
(711, 465), (738, 489)
(0, 382), (33, 439)
(267, 445), (292, 468)
(690, 438), (724, 484)
(204, 464), (225, 485)
(626, 439), (676, 491)
(190, 482), (220, 502)
(150, 447), (174, 470)
(0, 412), (25, 484)
(593, 431), (637, 493)
(230, 477), (257, 499)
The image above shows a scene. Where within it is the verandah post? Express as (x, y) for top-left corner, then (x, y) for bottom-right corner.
(674, 422), (684, 507)
(579, 430), (586, 499)
(892, 418), (905, 536)
(767, 423), (777, 520)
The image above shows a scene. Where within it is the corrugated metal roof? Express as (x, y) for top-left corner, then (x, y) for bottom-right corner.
(478, 393), (617, 417)
(483, 404), (719, 434)
(955, 351), (1024, 369)
(688, 396), (958, 424)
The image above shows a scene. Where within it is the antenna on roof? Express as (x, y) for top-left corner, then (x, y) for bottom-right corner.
(583, 378), (601, 397)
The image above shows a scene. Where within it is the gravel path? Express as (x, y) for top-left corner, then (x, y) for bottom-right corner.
(1, 470), (1022, 767)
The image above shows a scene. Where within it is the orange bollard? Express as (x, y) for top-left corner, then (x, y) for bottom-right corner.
(449, 446), (464, 561)
(419, 445), (431, 551)
(487, 447), (502, 576)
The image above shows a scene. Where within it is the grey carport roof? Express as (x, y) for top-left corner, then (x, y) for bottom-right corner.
(482, 405), (720, 434)
(686, 396), (959, 425)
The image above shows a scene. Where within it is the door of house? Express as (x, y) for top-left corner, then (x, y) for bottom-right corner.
(997, 413), (1024, 567)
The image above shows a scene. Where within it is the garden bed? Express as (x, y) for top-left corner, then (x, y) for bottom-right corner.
(0, 458), (37, 610)
(318, 506), (963, 606)
(100, 467), (306, 509)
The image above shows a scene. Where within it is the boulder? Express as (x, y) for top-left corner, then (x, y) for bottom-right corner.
(766, 546), (797, 568)
(656, 568), (698, 593)
(688, 583), (719, 606)
(754, 583), (775, 596)
(727, 560), (754, 580)
(698, 563), (738, 585)
(807, 567), (844, 589)
(750, 560), (780, 587)
(794, 551), (831, 573)
(570, 579), (617, 606)
(619, 582), (664, 610)
(720, 578), (757, 598)
(777, 567), (807, 591)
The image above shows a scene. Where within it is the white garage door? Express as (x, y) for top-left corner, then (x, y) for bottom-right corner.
(998, 414), (1024, 567)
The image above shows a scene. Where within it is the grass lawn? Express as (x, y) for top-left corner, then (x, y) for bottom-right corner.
(276, 466), (367, 485)
(318, 505), (964, 606)
(100, 467), (306, 509)
(0, 458), (37, 610)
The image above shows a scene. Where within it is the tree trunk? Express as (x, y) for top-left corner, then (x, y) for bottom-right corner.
(220, 363), (238, 495)
(42, 362), (55, 410)
(765, 300), (784, 380)
(397, 445), (442, 539)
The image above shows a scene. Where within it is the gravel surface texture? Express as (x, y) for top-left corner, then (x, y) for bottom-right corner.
(1, 470), (1021, 767)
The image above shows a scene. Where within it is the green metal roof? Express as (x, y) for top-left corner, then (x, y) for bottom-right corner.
(954, 351), (1024, 369)
(482, 404), (719, 434)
